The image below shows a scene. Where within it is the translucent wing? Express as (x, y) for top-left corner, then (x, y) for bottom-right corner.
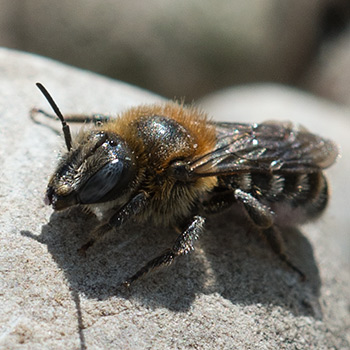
(189, 121), (338, 177)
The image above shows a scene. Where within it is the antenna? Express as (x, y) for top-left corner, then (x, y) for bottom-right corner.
(35, 83), (72, 151)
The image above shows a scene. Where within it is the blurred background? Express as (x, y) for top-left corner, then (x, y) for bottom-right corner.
(1, 0), (350, 104)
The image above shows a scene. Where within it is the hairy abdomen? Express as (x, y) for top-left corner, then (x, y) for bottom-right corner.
(223, 172), (329, 226)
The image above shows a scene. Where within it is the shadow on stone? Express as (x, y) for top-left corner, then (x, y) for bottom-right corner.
(21, 208), (321, 317)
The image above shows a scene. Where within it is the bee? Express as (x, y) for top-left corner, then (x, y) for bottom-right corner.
(33, 83), (338, 286)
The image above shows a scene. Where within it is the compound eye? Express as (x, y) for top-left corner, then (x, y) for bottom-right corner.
(79, 159), (123, 203)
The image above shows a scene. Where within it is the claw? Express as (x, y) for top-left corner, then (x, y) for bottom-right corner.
(77, 239), (95, 257)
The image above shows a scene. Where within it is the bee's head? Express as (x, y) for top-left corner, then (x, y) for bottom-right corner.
(45, 130), (137, 210)
(34, 83), (137, 211)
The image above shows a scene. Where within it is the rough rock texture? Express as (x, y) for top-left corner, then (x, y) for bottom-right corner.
(0, 48), (349, 349)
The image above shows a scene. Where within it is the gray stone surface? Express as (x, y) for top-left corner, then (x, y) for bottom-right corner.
(0, 48), (349, 349)
(2, 0), (350, 101)
(304, 25), (350, 107)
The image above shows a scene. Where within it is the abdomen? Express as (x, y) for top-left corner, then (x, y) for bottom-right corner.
(221, 171), (329, 226)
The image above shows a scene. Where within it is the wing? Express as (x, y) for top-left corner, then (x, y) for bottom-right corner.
(189, 121), (338, 177)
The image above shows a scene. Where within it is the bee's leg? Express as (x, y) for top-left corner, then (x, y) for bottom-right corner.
(201, 189), (237, 214)
(234, 189), (305, 280)
(31, 108), (111, 124)
(77, 223), (112, 256)
(262, 226), (306, 280)
(123, 215), (205, 287)
(234, 189), (274, 228)
(78, 192), (149, 255)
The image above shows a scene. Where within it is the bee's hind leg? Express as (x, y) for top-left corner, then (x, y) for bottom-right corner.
(201, 188), (237, 214)
(234, 189), (305, 280)
(123, 215), (205, 287)
(262, 226), (306, 280)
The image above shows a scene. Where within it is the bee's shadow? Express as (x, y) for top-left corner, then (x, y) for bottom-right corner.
(21, 208), (322, 317)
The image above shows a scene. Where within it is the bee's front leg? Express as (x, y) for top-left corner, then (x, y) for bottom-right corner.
(234, 189), (305, 280)
(123, 215), (206, 287)
(78, 192), (149, 255)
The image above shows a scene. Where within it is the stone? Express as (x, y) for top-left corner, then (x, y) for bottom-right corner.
(0, 48), (349, 349)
